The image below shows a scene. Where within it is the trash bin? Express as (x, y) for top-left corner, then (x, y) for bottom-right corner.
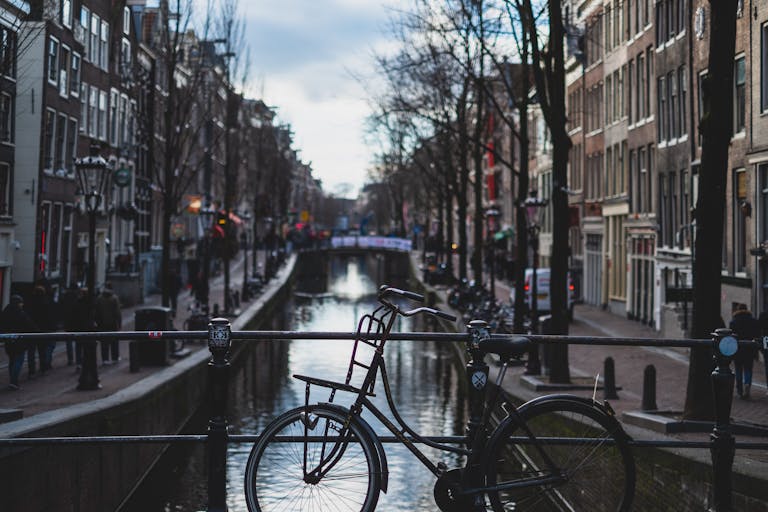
(134, 307), (173, 366)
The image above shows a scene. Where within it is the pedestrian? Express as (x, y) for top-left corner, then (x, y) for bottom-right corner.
(69, 287), (93, 371)
(26, 285), (55, 374)
(95, 282), (122, 365)
(729, 303), (761, 399)
(1, 295), (39, 390)
(58, 284), (80, 366)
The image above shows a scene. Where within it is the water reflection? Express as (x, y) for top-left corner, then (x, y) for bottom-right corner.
(126, 256), (466, 511)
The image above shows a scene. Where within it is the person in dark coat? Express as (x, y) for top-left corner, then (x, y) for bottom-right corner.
(95, 282), (122, 364)
(58, 285), (80, 366)
(26, 285), (54, 374)
(758, 309), (768, 393)
(1, 295), (39, 389)
(730, 304), (761, 399)
(69, 288), (94, 371)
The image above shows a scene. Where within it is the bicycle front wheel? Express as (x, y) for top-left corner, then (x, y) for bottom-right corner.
(244, 405), (381, 512)
(484, 397), (635, 511)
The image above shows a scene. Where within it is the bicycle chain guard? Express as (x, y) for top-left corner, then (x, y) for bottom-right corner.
(434, 468), (475, 512)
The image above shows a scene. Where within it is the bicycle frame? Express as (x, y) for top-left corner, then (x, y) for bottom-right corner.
(299, 314), (566, 499)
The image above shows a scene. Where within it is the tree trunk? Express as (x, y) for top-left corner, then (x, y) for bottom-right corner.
(683, 1), (738, 421)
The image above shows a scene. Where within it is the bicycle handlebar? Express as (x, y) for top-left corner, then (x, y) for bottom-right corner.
(401, 307), (457, 322)
(378, 285), (424, 303)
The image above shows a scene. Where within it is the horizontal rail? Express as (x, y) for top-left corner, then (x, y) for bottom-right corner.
(2, 434), (768, 450)
(0, 329), (735, 349)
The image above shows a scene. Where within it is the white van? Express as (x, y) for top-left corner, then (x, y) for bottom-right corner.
(510, 268), (576, 320)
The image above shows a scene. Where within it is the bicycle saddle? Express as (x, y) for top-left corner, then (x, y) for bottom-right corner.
(480, 336), (530, 359)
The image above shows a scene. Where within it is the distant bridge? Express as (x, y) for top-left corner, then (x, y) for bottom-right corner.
(328, 235), (412, 253)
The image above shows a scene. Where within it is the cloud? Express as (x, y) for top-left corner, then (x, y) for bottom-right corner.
(240, 0), (404, 197)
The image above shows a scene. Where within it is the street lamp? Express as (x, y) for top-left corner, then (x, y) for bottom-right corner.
(523, 189), (548, 375)
(74, 144), (111, 391)
(241, 210), (252, 301)
(485, 207), (501, 299)
(199, 205), (217, 313)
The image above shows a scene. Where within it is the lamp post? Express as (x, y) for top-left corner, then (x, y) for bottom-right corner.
(523, 189), (548, 375)
(241, 210), (252, 301)
(74, 144), (111, 390)
(485, 207), (501, 300)
(199, 205), (216, 313)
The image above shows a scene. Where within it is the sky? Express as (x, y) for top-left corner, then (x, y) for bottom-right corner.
(240, 1), (405, 199)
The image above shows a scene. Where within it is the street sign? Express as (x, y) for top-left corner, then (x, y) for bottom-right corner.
(113, 167), (131, 187)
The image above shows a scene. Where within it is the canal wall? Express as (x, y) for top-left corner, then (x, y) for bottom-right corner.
(0, 255), (297, 512)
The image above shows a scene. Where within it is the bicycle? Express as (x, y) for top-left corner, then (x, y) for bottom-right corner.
(244, 285), (635, 511)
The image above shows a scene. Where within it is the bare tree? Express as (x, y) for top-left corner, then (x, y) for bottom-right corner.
(683, 1), (739, 421)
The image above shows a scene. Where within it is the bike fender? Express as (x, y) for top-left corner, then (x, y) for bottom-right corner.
(320, 403), (389, 493)
(518, 394), (632, 441)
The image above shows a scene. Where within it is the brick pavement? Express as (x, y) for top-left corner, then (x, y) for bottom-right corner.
(0, 250), (269, 419)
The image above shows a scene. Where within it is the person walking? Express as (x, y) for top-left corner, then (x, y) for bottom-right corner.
(758, 309), (768, 391)
(730, 304), (761, 399)
(1, 295), (39, 390)
(69, 287), (93, 371)
(95, 282), (122, 364)
(26, 285), (54, 374)
(167, 268), (182, 314)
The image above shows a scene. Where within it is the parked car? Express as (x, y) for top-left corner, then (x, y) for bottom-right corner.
(510, 268), (575, 321)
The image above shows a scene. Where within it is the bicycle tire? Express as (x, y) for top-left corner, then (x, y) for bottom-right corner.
(244, 405), (382, 512)
(484, 396), (635, 512)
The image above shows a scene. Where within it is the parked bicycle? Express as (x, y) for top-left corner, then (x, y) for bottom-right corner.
(244, 285), (635, 511)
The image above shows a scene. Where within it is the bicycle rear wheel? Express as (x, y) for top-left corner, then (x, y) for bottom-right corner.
(484, 397), (635, 511)
(244, 405), (381, 512)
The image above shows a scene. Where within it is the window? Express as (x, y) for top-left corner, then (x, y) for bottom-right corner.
(761, 165), (768, 243)
(0, 24), (17, 78)
(70, 52), (80, 96)
(55, 113), (67, 172)
(628, 59), (634, 122)
(121, 38), (131, 73)
(88, 86), (97, 137)
(0, 163), (9, 216)
(606, 75), (612, 124)
(40, 202), (50, 274)
(66, 118), (77, 174)
(109, 89), (118, 146)
(646, 47), (652, 116)
(59, 45), (70, 97)
(637, 54), (645, 119)
(0, 93), (12, 142)
(123, 6), (131, 34)
(655, 0), (664, 46)
(678, 0), (685, 34)
(98, 90), (107, 140)
(658, 76), (666, 141)
(80, 83), (87, 133)
(762, 23), (768, 112)
(669, 70), (677, 139)
(659, 174), (669, 245)
(47, 37), (59, 84)
(680, 169), (690, 247)
(733, 168), (747, 272)
(49, 203), (63, 273)
(99, 20), (109, 70)
(44, 109), (55, 171)
(679, 65), (687, 136)
(639, 147), (647, 211)
(734, 56), (746, 134)
(80, 7), (90, 59)
(61, 0), (72, 27)
(629, 149), (637, 210)
(698, 70), (707, 145)
(89, 13), (99, 63)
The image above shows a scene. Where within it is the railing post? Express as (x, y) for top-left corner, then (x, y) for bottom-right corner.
(207, 318), (231, 512)
(710, 328), (737, 512)
(603, 357), (618, 399)
(641, 365), (657, 411)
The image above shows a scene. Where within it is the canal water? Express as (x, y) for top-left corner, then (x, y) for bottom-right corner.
(124, 255), (468, 511)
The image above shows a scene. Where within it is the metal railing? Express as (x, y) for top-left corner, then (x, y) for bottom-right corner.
(0, 322), (761, 511)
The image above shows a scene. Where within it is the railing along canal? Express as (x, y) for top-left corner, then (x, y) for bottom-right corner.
(0, 321), (763, 511)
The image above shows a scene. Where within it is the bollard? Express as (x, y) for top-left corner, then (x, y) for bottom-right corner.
(207, 318), (231, 512)
(641, 365), (657, 411)
(603, 357), (618, 399)
(710, 328), (737, 512)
